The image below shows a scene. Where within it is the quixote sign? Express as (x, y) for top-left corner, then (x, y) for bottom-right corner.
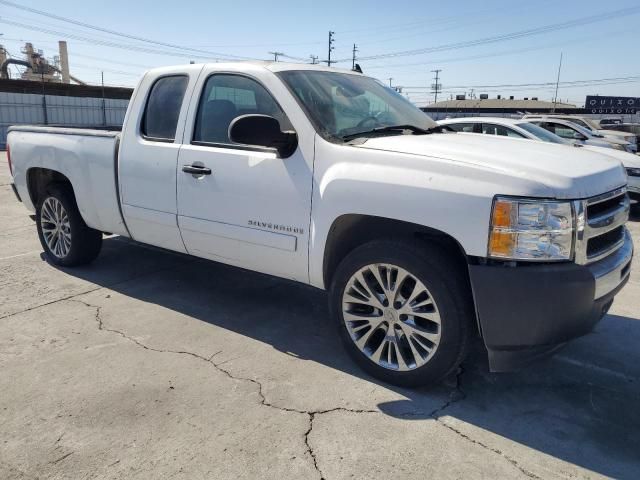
(585, 96), (638, 114)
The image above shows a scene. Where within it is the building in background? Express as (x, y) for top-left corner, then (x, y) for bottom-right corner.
(421, 95), (577, 120)
(0, 41), (133, 148)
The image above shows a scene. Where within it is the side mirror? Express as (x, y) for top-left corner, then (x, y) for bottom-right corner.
(229, 114), (298, 158)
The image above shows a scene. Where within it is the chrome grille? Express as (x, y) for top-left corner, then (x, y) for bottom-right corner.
(574, 187), (630, 265)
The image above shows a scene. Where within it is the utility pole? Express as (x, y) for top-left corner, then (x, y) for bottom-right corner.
(309, 54), (318, 64)
(552, 52), (563, 112)
(388, 77), (393, 87)
(431, 69), (442, 105)
(101, 71), (107, 126)
(269, 51), (284, 62)
(326, 31), (335, 66)
(351, 44), (358, 70)
(41, 70), (48, 125)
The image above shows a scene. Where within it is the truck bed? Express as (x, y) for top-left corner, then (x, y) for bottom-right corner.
(8, 125), (129, 237)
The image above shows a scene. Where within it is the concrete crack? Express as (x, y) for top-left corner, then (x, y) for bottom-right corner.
(436, 421), (541, 479)
(304, 413), (325, 480)
(49, 452), (73, 465)
(72, 297), (377, 480)
(428, 367), (541, 480)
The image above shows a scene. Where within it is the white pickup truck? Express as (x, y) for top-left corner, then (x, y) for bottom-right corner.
(7, 63), (634, 386)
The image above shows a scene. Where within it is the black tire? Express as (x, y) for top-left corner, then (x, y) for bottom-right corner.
(36, 184), (102, 267)
(329, 238), (473, 387)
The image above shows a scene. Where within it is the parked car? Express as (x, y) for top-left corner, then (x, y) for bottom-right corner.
(6, 63), (633, 387)
(438, 117), (640, 207)
(529, 118), (633, 151)
(523, 114), (637, 152)
(438, 117), (612, 149)
(598, 117), (623, 126)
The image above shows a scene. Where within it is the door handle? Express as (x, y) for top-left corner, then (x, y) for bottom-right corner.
(182, 164), (212, 175)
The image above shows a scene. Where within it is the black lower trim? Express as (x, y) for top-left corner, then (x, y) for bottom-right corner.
(11, 183), (21, 202)
(469, 259), (629, 372)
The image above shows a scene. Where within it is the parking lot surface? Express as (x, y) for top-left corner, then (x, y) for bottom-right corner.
(1, 151), (639, 479)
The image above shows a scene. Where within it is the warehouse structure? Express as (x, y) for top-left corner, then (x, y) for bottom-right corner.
(422, 96), (579, 120)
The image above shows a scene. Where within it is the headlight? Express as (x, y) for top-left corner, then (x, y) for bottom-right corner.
(488, 197), (574, 261)
(627, 167), (640, 177)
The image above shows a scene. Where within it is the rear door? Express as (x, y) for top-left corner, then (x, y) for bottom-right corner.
(175, 68), (313, 282)
(119, 67), (202, 252)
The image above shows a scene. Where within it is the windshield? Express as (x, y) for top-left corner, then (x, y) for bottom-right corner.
(278, 70), (437, 141)
(580, 117), (601, 130)
(517, 122), (569, 144)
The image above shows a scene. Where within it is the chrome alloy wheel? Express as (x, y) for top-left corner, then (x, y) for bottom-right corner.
(40, 197), (72, 258)
(341, 263), (442, 371)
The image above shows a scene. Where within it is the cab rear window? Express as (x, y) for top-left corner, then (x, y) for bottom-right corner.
(141, 75), (188, 141)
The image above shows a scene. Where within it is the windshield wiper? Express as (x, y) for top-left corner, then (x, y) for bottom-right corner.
(341, 124), (439, 141)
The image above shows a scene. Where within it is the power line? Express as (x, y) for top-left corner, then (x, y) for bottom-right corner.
(358, 26), (636, 71)
(333, 6), (640, 62)
(0, 0), (254, 60)
(0, 18), (260, 61)
(278, 53), (307, 62)
(400, 75), (640, 91)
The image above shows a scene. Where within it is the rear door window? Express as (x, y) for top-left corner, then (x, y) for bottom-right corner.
(141, 75), (188, 141)
(481, 124), (524, 138)
(447, 123), (476, 133)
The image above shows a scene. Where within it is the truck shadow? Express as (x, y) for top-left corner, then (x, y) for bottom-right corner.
(52, 237), (640, 479)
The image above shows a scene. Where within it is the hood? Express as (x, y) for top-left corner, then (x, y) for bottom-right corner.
(356, 132), (627, 199)
(597, 129), (635, 140)
(596, 134), (631, 146)
(582, 145), (640, 168)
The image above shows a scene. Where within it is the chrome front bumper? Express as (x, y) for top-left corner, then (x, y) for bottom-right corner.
(592, 228), (633, 299)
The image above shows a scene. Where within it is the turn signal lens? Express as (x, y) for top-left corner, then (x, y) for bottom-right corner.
(491, 200), (514, 228)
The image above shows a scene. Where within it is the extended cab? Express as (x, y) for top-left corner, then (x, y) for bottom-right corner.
(7, 63), (634, 386)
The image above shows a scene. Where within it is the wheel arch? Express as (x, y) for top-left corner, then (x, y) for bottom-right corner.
(27, 167), (76, 208)
(322, 214), (470, 289)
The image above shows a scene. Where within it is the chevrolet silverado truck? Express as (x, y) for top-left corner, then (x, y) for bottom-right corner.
(7, 63), (634, 387)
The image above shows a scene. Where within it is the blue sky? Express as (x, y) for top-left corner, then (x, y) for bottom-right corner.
(1, 0), (638, 106)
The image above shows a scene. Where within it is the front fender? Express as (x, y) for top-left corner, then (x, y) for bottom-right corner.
(308, 137), (551, 288)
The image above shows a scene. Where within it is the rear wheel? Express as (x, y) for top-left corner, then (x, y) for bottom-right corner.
(36, 185), (102, 266)
(329, 239), (472, 387)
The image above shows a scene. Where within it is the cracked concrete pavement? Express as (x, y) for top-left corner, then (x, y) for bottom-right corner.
(1, 153), (639, 479)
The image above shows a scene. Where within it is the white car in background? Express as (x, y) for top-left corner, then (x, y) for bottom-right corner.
(437, 117), (640, 206)
(438, 117), (612, 149)
(528, 118), (634, 152)
(522, 114), (637, 152)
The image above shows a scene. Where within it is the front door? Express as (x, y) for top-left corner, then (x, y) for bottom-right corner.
(176, 72), (313, 282)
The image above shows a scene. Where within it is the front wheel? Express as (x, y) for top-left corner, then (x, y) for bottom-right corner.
(36, 185), (103, 267)
(329, 239), (472, 387)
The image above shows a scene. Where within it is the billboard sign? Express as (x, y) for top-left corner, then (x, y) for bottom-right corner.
(585, 95), (638, 114)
